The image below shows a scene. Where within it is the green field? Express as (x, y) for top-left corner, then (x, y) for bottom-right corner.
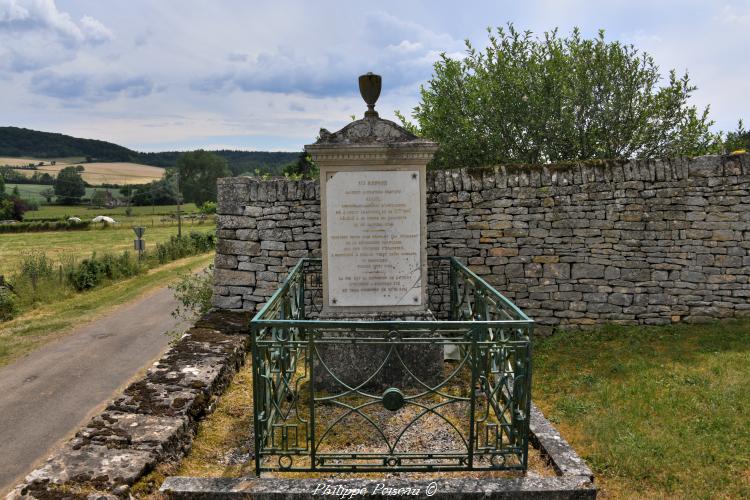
(534, 321), (750, 498)
(6, 183), (97, 204)
(10, 203), (211, 231)
(0, 216), (214, 276)
(0, 252), (214, 367)
(23, 203), (203, 224)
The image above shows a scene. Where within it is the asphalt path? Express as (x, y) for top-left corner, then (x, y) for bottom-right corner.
(0, 285), (188, 495)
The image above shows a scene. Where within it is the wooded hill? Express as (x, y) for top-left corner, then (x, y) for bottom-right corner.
(0, 127), (299, 176)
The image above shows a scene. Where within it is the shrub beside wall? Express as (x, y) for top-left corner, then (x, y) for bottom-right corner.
(213, 154), (750, 331)
(0, 219), (91, 233)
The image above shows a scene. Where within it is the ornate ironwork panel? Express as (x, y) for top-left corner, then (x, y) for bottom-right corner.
(251, 257), (533, 474)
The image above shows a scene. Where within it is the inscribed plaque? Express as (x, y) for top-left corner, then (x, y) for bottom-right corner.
(325, 170), (421, 307)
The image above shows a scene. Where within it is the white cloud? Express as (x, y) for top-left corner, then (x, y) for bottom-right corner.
(716, 4), (750, 25)
(1, 0), (748, 151)
(79, 14), (113, 44)
(30, 71), (156, 102)
(189, 10), (462, 98)
(0, 0), (113, 71)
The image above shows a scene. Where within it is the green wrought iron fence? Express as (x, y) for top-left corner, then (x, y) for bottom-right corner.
(251, 257), (533, 474)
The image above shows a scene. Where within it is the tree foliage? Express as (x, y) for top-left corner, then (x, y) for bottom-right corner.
(724, 120), (750, 153)
(0, 126), (134, 160)
(282, 152), (318, 179)
(174, 150), (231, 205)
(90, 190), (108, 207)
(40, 188), (55, 203)
(131, 178), (179, 206)
(401, 25), (721, 168)
(53, 166), (86, 204)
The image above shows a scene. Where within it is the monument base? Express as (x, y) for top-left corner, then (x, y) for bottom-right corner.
(312, 310), (444, 393)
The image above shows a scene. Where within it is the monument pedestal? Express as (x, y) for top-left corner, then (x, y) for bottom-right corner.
(312, 310), (444, 393)
(305, 73), (441, 394)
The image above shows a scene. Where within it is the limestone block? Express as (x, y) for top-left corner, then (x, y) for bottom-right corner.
(217, 239), (260, 256)
(214, 269), (256, 287)
(572, 263), (605, 279)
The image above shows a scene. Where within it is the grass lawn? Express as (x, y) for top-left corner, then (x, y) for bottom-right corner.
(6, 184), (97, 203)
(0, 252), (214, 368)
(23, 202), (202, 224)
(533, 321), (750, 499)
(0, 216), (214, 276)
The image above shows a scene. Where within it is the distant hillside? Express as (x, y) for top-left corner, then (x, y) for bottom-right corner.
(0, 126), (134, 161)
(0, 127), (299, 176)
(138, 150), (300, 176)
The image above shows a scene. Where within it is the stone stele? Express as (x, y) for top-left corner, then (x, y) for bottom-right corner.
(305, 98), (438, 317)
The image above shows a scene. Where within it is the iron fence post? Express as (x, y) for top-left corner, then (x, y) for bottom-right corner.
(251, 321), (262, 477)
(308, 327), (316, 471)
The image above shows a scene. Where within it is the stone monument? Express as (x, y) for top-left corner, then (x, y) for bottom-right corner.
(304, 73), (441, 389)
(305, 72), (438, 319)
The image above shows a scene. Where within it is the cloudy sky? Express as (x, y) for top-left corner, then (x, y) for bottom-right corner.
(1, 0), (748, 152)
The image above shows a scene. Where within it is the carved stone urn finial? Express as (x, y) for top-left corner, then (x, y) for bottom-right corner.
(359, 72), (381, 118)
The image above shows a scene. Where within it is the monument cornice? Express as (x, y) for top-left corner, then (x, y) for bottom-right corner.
(306, 143), (438, 166)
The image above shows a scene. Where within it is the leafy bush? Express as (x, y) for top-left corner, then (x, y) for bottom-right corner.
(66, 251), (143, 291)
(167, 264), (214, 343)
(153, 232), (216, 264)
(169, 264), (214, 320)
(0, 287), (18, 321)
(67, 257), (105, 291)
(20, 252), (54, 281)
(199, 201), (216, 214)
(0, 219), (91, 233)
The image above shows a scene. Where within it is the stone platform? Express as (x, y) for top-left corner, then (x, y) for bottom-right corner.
(160, 402), (596, 499)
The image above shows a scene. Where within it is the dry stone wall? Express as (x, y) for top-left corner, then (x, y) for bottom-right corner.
(215, 154), (750, 331)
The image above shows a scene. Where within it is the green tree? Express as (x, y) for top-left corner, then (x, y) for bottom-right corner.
(90, 190), (108, 207)
(724, 120), (749, 153)
(0, 175), (5, 199)
(401, 25), (721, 168)
(119, 185), (133, 198)
(174, 150), (230, 205)
(40, 187), (55, 203)
(131, 178), (179, 206)
(199, 201), (217, 214)
(282, 152), (318, 179)
(54, 166), (86, 204)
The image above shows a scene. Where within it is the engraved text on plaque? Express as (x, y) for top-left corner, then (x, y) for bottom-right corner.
(325, 170), (421, 307)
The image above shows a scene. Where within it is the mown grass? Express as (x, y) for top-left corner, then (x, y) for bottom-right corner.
(24, 203), (200, 219)
(0, 252), (213, 367)
(0, 219), (213, 276)
(6, 183), (97, 203)
(533, 321), (750, 499)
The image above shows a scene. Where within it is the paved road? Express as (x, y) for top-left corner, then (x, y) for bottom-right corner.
(0, 285), (188, 495)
